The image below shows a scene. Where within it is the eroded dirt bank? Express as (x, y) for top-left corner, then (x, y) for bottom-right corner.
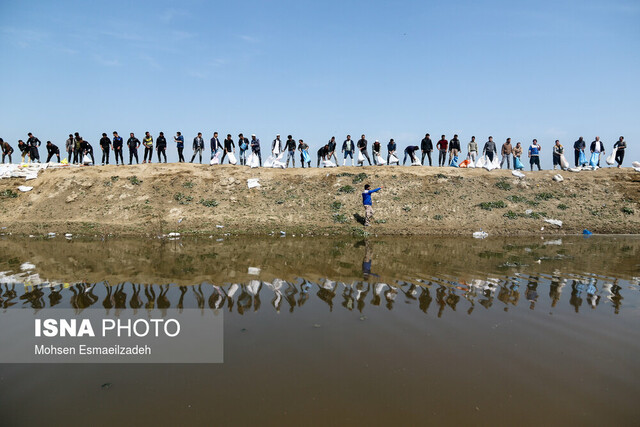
(0, 164), (638, 236)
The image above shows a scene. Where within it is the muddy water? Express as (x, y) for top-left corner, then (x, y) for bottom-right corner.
(1, 235), (639, 426)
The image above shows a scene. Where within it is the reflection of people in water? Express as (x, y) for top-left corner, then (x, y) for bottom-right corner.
(316, 280), (338, 311)
(130, 284), (144, 312)
(526, 277), (539, 310)
(208, 285), (226, 310)
(2, 284), (17, 308)
(298, 279), (312, 308)
(22, 285), (46, 309)
(48, 284), (63, 307)
(604, 280), (623, 314)
(549, 275), (565, 308)
(103, 283), (114, 312)
(361, 240), (379, 280)
(419, 287), (432, 314)
(570, 280), (585, 313)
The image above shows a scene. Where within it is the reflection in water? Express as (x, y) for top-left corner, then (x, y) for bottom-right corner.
(2, 273), (635, 316)
(1, 236), (638, 316)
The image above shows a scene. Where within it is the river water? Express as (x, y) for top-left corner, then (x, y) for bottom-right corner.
(0, 235), (639, 426)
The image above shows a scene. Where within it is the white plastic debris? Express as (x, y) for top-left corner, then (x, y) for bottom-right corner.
(525, 209), (533, 215)
(512, 170), (525, 178)
(280, 230), (286, 235)
(17, 186), (33, 192)
(178, 218), (183, 223)
(568, 167), (581, 173)
(216, 225), (224, 228)
(47, 232), (56, 238)
(631, 161), (640, 168)
(247, 178), (261, 189)
(634, 167), (640, 173)
(167, 232), (181, 237)
(64, 233), (73, 238)
(552, 174), (564, 182)
(544, 239), (563, 246)
(544, 219), (563, 227)
(248, 267), (261, 275)
(473, 231), (488, 239)
(20, 262), (36, 271)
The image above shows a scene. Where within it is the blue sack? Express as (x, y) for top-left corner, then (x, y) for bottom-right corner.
(514, 157), (524, 170)
(578, 151), (587, 165)
(589, 152), (599, 167)
(302, 149), (310, 163)
(450, 156), (459, 167)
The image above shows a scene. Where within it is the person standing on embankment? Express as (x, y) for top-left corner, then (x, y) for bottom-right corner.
(362, 184), (382, 227)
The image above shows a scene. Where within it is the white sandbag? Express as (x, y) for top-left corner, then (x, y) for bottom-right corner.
(247, 153), (260, 168)
(634, 167), (640, 173)
(411, 156), (421, 166)
(17, 186), (33, 192)
(492, 155), (500, 169)
(552, 174), (564, 182)
(606, 148), (617, 165)
(322, 160), (337, 168)
(210, 151), (221, 165)
(473, 231), (488, 239)
(544, 219), (563, 228)
(568, 167), (581, 173)
(476, 155), (486, 168)
(512, 170), (525, 178)
(247, 178), (260, 189)
(272, 151), (286, 169)
(227, 152), (237, 165)
(375, 155), (386, 165)
(467, 158), (476, 168)
(388, 154), (399, 165)
(560, 154), (569, 169)
(357, 150), (365, 164)
(632, 161), (640, 168)
(264, 155), (276, 168)
(82, 154), (92, 165)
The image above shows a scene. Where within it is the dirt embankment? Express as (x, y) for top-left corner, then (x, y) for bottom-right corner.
(0, 164), (638, 236)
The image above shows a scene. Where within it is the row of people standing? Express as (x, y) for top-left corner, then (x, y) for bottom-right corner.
(1, 132), (629, 170)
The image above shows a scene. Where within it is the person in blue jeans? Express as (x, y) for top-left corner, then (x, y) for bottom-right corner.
(342, 135), (355, 166)
(362, 184), (383, 226)
(387, 139), (397, 165)
(403, 145), (419, 165)
(285, 135), (296, 167)
(250, 134), (262, 166)
(238, 133), (249, 166)
(174, 132), (185, 162)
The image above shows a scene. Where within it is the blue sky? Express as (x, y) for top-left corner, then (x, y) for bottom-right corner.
(0, 0), (638, 167)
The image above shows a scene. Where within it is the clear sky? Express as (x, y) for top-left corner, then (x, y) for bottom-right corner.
(1, 0), (638, 168)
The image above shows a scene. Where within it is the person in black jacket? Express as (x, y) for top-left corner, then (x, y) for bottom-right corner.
(26, 133), (41, 163)
(99, 133), (111, 165)
(156, 132), (167, 163)
(18, 140), (30, 163)
(127, 133), (140, 165)
(221, 134), (235, 164)
(1, 139), (13, 164)
(327, 136), (338, 166)
(112, 131), (124, 165)
(613, 136), (626, 168)
(573, 137), (586, 167)
(210, 132), (222, 160)
(191, 132), (204, 163)
(590, 136), (605, 167)
(317, 145), (328, 167)
(357, 134), (372, 166)
(81, 139), (95, 165)
(421, 133), (433, 166)
(342, 135), (355, 166)
(45, 141), (61, 163)
(449, 134), (461, 165)
(285, 135), (296, 167)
